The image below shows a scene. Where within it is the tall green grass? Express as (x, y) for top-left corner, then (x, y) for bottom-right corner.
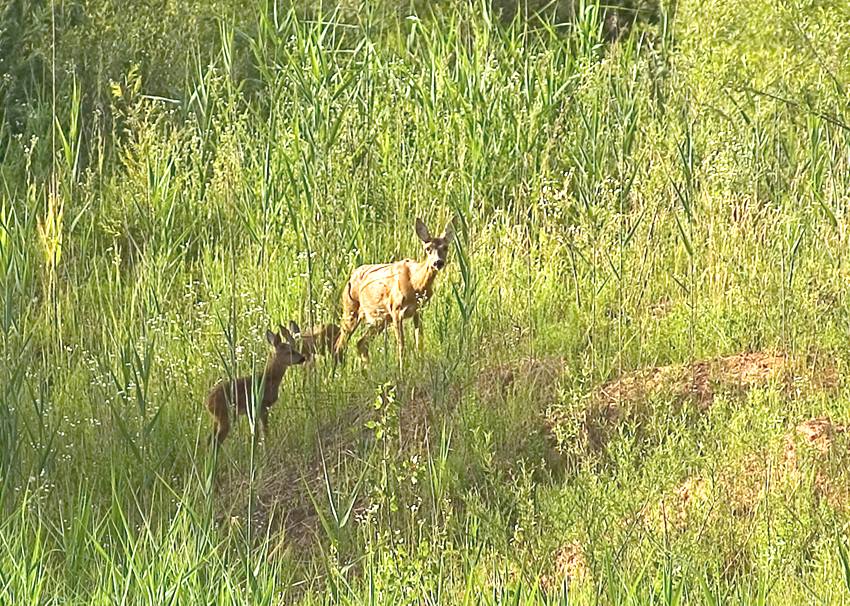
(1, 0), (850, 602)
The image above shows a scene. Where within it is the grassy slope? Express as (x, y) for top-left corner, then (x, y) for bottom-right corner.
(1, 0), (850, 603)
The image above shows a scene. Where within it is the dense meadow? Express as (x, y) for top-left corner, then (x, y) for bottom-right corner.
(2, 0), (850, 602)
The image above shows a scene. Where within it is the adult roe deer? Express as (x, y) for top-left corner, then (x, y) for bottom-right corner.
(288, 320), (341, 363)
(205, 325), (306, 445)
(333, 217), (455, 366)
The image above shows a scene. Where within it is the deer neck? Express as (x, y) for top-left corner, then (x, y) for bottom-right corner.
(410, 260), (438, 296)
(261, 356), (286, 396)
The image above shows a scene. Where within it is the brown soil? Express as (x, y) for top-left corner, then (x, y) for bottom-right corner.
(783, 417), (850, 513)
(217, 380), (459, 558)
(216, 399), (372, 558)
(594, 351), (790, 412)
(476, 356), (566, 402)
(548, 350), (839, 455)
(670, 477), (709, 529)
(399, 381), (462, 452)
(784, 417), (847, 475)
(540, 541), (589, 593)
(639, 415), (850, 543)
(794, 417), (846, 453)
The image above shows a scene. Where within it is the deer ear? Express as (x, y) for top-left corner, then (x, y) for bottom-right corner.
(279, 325), (296, 346)
(442, 218), (456, 243)
(415, 218), (431, 242)
(266, 330), (279, 345)
(288, 320), (301, 337)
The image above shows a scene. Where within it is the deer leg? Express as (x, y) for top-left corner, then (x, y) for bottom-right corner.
(335, 316), (360, 360)
(210, 415), (230, 446)
(412, 312), (423, 352)
(258, 406), (270, 443)
(207, 391), (230, 447)
(393, 316), (405, 370)
(334, 285), (361, 359)
(356, 322), (384, 362)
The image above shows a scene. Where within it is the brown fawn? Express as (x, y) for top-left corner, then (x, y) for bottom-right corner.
(288, 320), (341, 362)
(334, 217), (455, 365)
(205, 325), (306, 445)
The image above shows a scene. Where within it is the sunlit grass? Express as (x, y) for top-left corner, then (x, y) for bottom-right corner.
(1, 0), (849, 602)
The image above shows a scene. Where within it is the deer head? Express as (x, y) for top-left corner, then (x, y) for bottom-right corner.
(415, 217), (455, 271)
(265, 325), (306, 366)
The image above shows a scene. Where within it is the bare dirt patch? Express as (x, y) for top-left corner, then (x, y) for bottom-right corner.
(475, 355), (566, 403)
(547, 350), (839, 455)
(594, 351), (790, 412)
(213, 394), (374, 561)
(540, 541), (589, 593)
(783, 417), (848, 474)
(475, 356), (569, 471)
(783, 417), (850, 513)
(216, 380), (457, 560)
(670, 476), (710, 530)
(794, 417), (846, 453)
(400, 381), (462, 452)
(637, 415), (850, 545)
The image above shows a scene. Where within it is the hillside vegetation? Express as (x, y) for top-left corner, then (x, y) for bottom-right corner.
(2, 0), (850, 603)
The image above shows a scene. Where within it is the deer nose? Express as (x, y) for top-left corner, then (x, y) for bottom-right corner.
(433, 259), (445, 270)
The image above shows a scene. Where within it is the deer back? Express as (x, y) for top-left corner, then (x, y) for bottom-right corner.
(219, 376), (256, 414)
(349, 261), (420, 319)
(300, 324), (341, 355)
